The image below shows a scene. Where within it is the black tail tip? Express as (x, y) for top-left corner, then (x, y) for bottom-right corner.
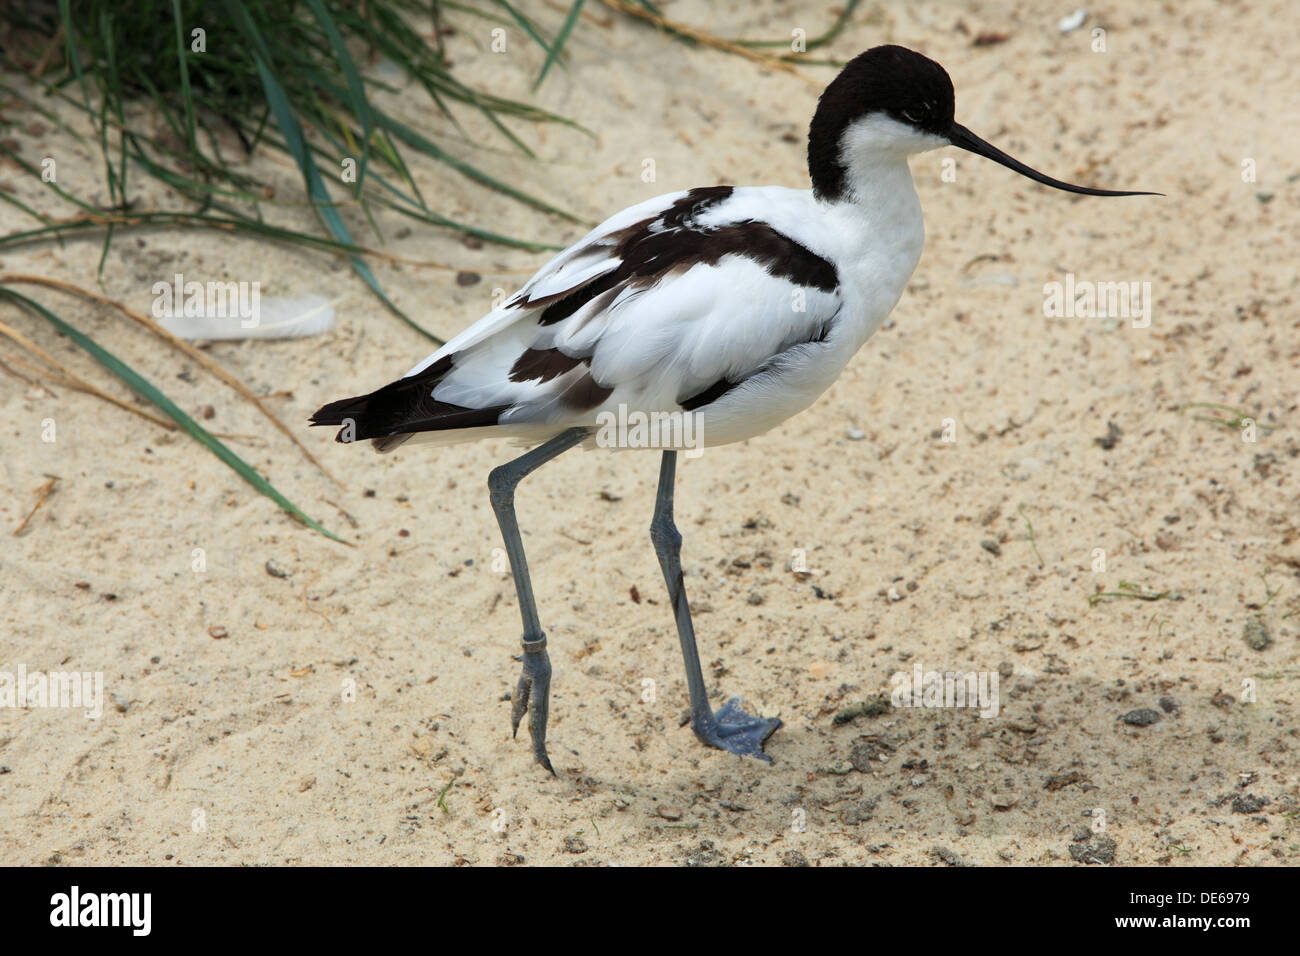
(310, 395), (366, 427)
(308, 395), (373, 445)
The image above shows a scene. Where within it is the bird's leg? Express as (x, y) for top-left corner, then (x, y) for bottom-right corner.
(650, 450), (782, 760)
(488, 427), (589, 774)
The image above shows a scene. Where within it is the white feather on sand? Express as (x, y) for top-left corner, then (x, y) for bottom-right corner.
(160, 294), (337, 340)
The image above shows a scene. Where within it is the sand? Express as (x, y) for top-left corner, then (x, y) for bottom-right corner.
(1, 0), (1296, 866)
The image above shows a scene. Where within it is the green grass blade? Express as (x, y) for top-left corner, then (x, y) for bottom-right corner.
(94, 5), (126, 276)
(0, 189), (53, 229)
(373, 105), (582, 222)
(0, 139), (107, 215)
(169, 0), (198, 157)
(303, 0), (375, 190)
(535, 0), (586, 89)
(494, 1), (556, 55)
(302, 70), (585, 218)
(732, 0), (860, 51)
(0, 287), (344, 543)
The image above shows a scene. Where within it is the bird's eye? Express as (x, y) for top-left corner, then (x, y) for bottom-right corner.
(903, 102), (937, 125)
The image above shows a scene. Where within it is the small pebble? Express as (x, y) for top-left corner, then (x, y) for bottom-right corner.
(1231, 794), (1267, 814)
(832, 696), (890, 725)
(1069, 834), (1117, 865)
(1045, 771), (1085, 792)
(846, 427), (865, 440)
(1094, 421), (1122, 450)
(1243, 618), (1272, 650)
(931, 845), (969, 866)
(842, 799), (878, 825)
(1119, 708), (1160, 726)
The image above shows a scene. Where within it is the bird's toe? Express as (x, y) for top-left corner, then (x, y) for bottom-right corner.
(510, 639), (556, 773)
(693, 696), (782, 761)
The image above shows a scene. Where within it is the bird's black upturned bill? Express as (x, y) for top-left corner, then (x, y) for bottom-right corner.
(947, 123), (1161, 197)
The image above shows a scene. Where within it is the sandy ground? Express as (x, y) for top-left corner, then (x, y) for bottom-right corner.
(1, 0), (1297, 866)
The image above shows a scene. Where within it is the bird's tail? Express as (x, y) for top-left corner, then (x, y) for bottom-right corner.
(309, 355), (507, 453)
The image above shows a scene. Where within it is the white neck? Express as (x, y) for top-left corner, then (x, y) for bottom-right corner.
(823, 118), (928, 263)
(812, 116), (946, 348)
(834, 114), (944, 210)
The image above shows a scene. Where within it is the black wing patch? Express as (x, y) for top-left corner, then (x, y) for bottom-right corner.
(507, 347), (612, 412)
(527, 186), (838, 327)
(309, 354), (507, 444)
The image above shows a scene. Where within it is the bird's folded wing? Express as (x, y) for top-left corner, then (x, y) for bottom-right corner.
(330, 186), (844, 442)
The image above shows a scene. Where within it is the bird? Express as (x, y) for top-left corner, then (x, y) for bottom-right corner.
(310, 44), (1155, 773)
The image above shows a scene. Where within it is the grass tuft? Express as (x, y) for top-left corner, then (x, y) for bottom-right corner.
(0, 0), (587, 336)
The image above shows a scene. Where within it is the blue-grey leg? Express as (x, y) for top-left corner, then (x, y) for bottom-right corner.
(488, 426), (589, 774)
(650, 450), (782, 760)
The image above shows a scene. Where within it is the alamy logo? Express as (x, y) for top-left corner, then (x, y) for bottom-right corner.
(49, 886), (151, 936)
(152, 272), (261, 328)
(594, 404), (705, 458)
(0, 664), (103, 719)
(1043, 272), (1152, 328)
(890, 662), (999, 718)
